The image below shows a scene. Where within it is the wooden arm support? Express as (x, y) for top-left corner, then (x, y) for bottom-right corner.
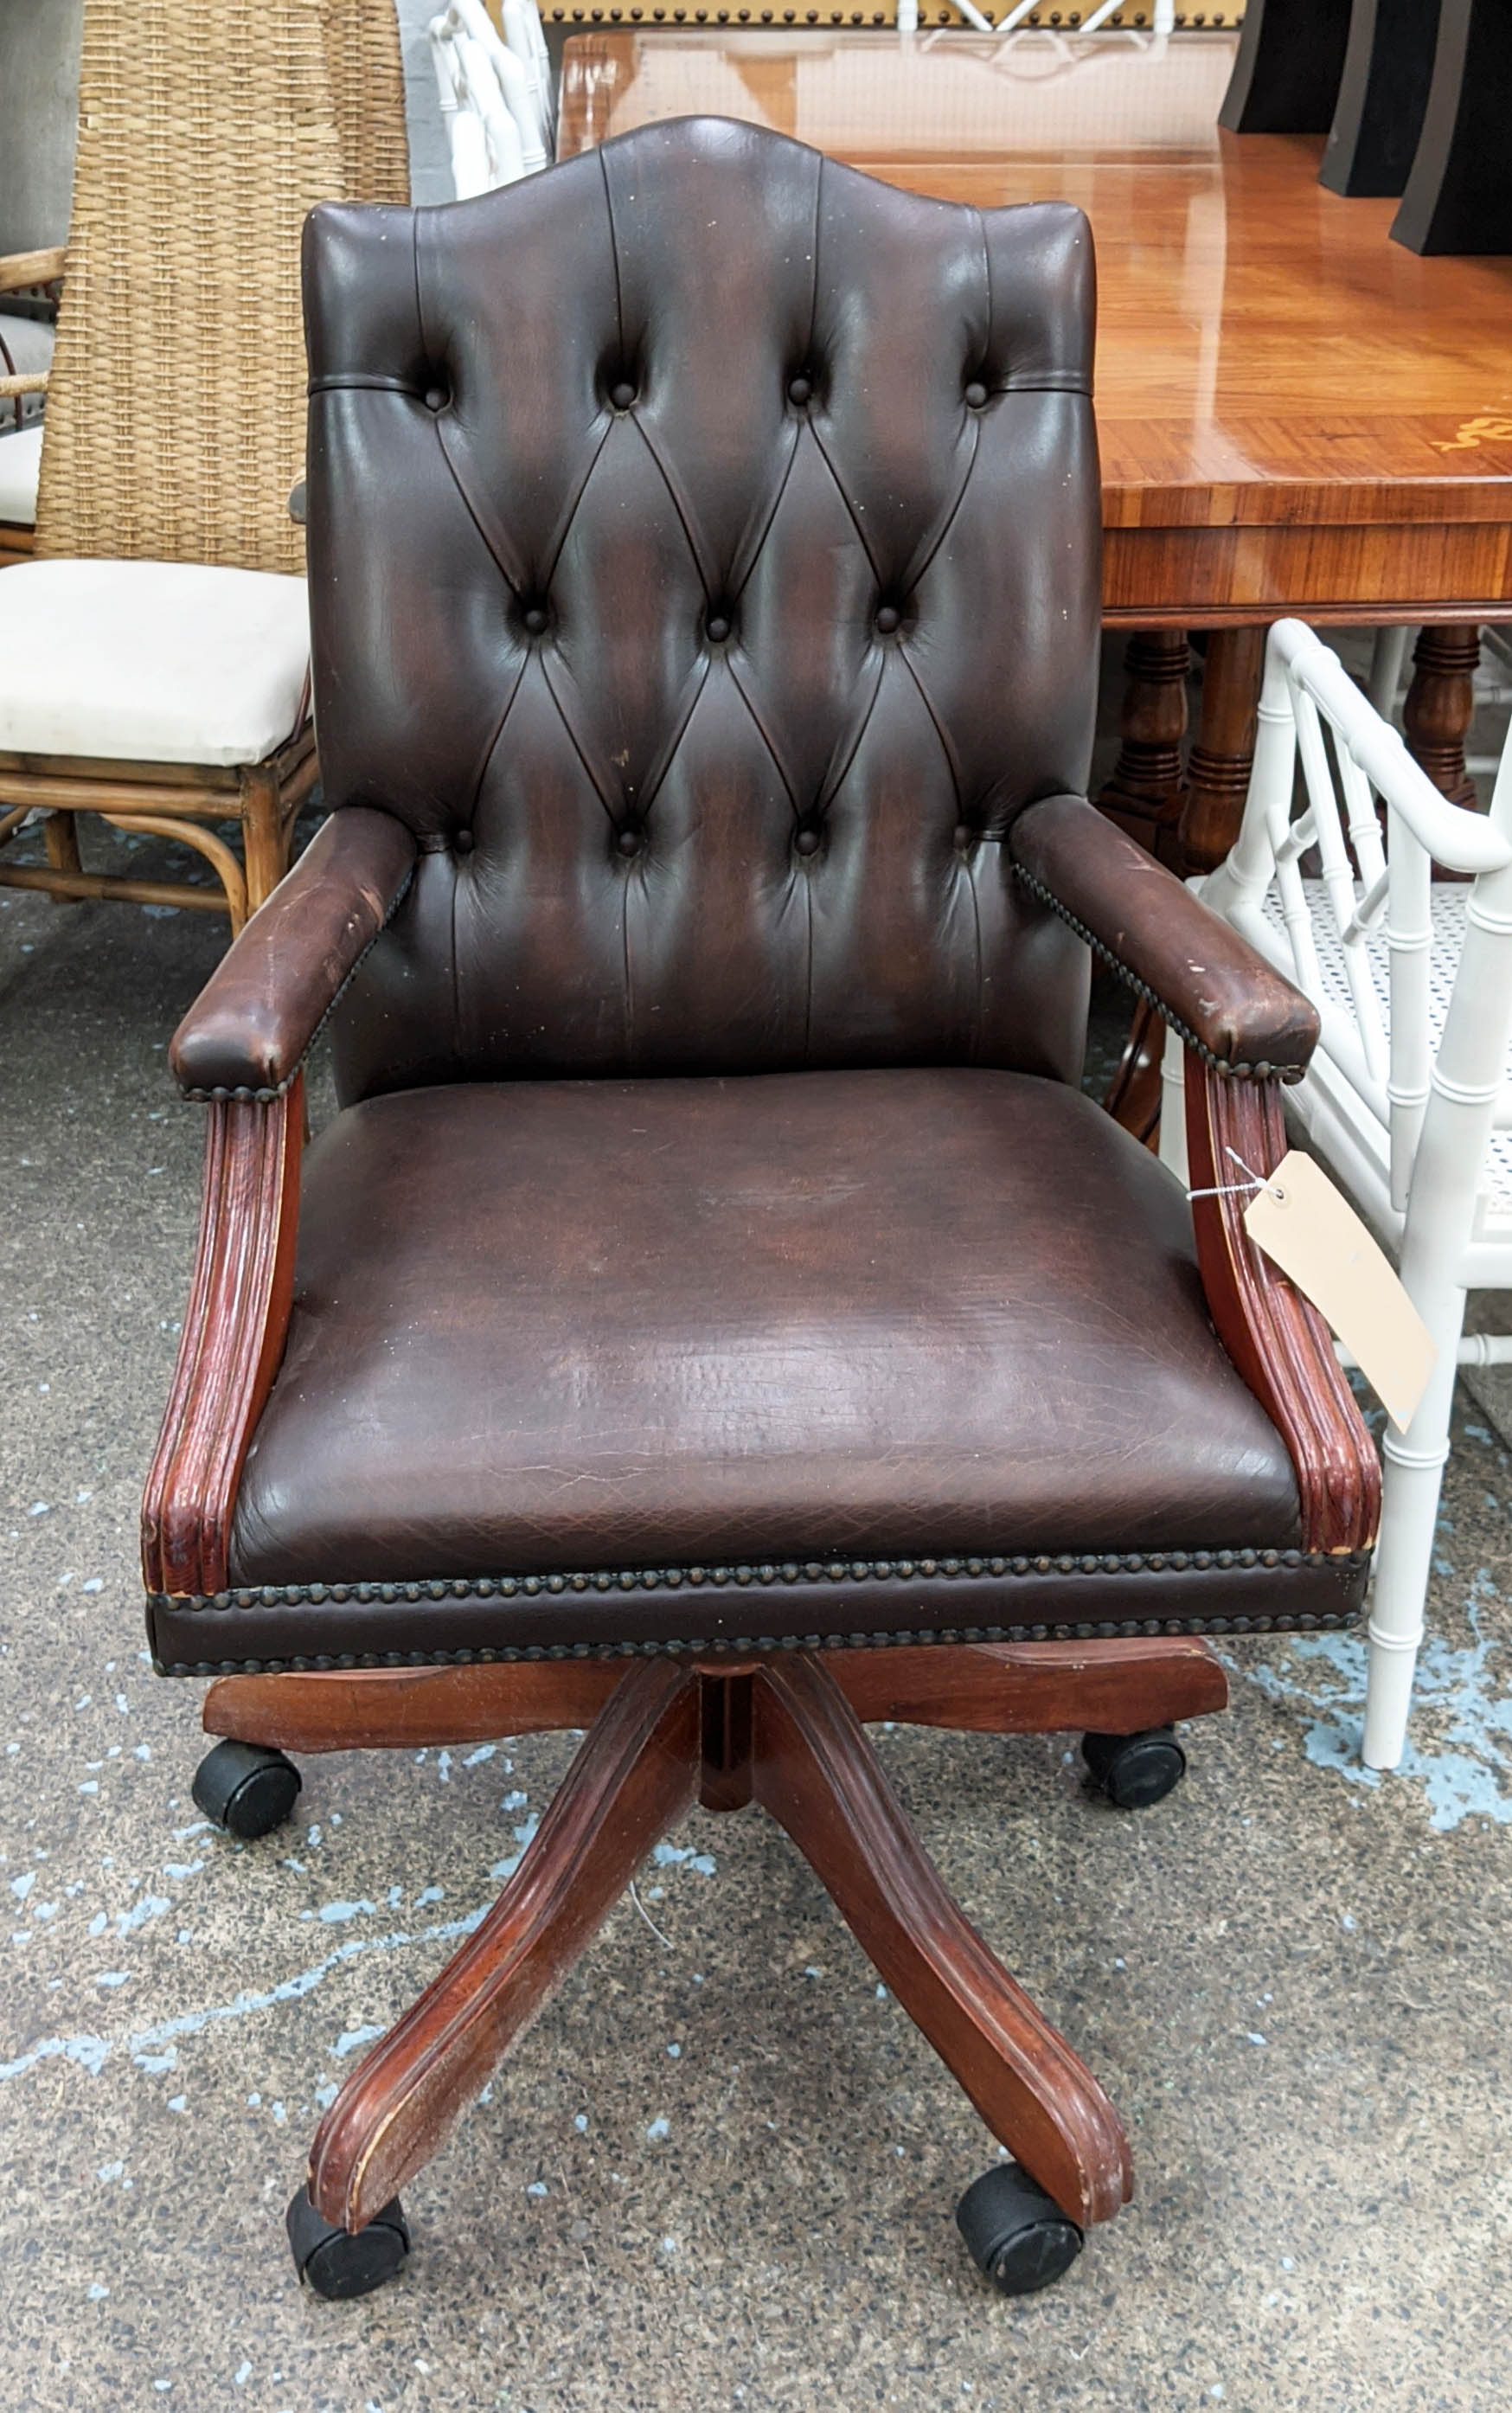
(141, 1083), (303, 1597)
(0, 247), (65, 295)
(1185, 1058), (1381, 1557)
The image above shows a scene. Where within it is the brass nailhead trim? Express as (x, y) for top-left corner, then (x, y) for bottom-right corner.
(149, 1548), (1370, 1676)
(1010, 861), (1304, 1084)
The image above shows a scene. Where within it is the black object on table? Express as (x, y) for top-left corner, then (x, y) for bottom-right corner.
(1321, 0), (1441, 199)
(1219, 0), (1353, 136)
(1393, 0), (1512, 254)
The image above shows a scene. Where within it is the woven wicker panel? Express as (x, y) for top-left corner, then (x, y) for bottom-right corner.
(35, 2), (348, 574)
(322, 0), (412, 206)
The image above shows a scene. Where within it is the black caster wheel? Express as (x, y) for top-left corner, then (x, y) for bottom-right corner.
(957, 2162), (1083, 2296)
(1080, 1725), (1187, 1811)
(286, 2184), (410, 2301)
(191, 1738), (302, 1839)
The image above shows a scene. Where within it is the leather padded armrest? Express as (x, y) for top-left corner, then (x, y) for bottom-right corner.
(1009, 793), (1320, 1077)
(170, 807), (417, 1098)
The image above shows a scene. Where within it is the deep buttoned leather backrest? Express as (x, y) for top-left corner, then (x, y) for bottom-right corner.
(303, 118), (1101, 1100)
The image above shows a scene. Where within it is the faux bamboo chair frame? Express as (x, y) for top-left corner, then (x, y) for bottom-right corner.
(1163, 617), (1512, 1770)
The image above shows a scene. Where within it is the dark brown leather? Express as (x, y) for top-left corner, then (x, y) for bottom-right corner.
(300, 120), (1102, 1104)
(1009, 795), (1322, 1075)
(170, 807), (417, 1097)
(149, 1552), (1368, 1678)
(229, 1068), (1303, 1592)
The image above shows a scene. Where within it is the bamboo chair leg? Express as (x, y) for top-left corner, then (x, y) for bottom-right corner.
(306, 1659), (702, 2231)
(750, 1655), (1133, 2230)
(1363, 1293), (1465, 1769)
(42, 809), (84, 897)
(240, 763), (288, 910)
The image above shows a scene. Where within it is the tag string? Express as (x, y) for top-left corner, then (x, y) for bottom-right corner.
(1188, 1147), (1286, 1205)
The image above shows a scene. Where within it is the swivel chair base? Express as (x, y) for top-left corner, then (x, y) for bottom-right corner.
(194, 1636), (1227, 2297)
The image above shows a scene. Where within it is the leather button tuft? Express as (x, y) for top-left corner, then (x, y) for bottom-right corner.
(794, 825), (821, 857)
(953, 822), (973, 850)
(453, 826), (475, 854)
(423, 384), (448, 412)
(786, 375), (812, 406)
(616, 825), (644, 857)
(706, 613), (731, 643)
(875, 604), (901, 635)
(964, 380), (989, 409)
(522, 606), (548, 635)
(610, 381), (637, 410)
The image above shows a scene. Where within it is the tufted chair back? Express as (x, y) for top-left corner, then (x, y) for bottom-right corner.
(302, 118), (1102, 1102)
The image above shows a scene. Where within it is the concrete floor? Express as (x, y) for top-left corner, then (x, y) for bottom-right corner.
(4, 779), (1512, 2411)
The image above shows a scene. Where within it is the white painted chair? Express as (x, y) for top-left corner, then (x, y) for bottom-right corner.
(1160, 619), (1512, 1771)
(427, 0), (553, 200)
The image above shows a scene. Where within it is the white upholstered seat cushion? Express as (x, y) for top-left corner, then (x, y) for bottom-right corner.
(0, 558), (310, 767)
(0, 426), (42, 527)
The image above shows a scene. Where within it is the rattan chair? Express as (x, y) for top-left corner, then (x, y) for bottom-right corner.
(0, 0), (409, 933)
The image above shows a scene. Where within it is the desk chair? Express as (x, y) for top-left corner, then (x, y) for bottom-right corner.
(144, 119), (1379, 2301)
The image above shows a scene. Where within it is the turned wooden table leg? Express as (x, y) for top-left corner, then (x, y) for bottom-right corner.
(1403, 623), (1480, 806)
(1095, 631), (1189, 864)
(1178, 625), (1269, 876)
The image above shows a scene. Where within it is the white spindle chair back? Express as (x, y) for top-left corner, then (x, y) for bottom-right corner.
(1182, 618), (1512, 1774)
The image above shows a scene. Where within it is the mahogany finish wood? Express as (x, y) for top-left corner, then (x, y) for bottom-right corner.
(1219, 0), (1351, 135)
(1096, 632), (1189, 862)
(1403, 624), (1481, 807)
(1103, 997), (1167, 1147)
(304, 1646), (1165, 2239)
(1321, 0), (1440, 199)
(1393, 0), (1512, 256)
(202, 1659), (628, 1753)
(560, 29), (1511, 870)
(308, 1658), (703, 2232)
(1184, 1062), (1381, 1557)
(1181, 625), (1269, 873)
(750, 1654), (1132, 2229)
(141, 1083), (304, 1598)
(202, 1635), (1229, 1759)
(558, 29), (1512, 636)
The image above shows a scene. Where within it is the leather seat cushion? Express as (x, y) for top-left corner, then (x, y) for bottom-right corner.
(230, 1066), (1302, 1590)
(0, 559), (309, 765)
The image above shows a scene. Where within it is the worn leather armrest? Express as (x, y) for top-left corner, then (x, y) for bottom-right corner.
(170, 806), (417, 1098)
(1009, 793), (1320, 1077)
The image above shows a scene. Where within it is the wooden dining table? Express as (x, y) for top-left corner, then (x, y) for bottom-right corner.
(557, 26), (1512, 872)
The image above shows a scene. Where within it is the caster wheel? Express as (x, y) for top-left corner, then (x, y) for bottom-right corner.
(286, 2184), (410, 2301)
(192, 1739), (302, 1839)
(1081, 1725), (1186, 1811)
(957, 2163), (1083, 2297)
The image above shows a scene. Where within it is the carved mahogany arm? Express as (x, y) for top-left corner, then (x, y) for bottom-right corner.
(170, 805), (416, 1099)
(143, 1083), (303, 1597)
(147, 809), (415, 1598)
(1009, 793), (1321, 1078)
(1185, 1056), (1381, 1557)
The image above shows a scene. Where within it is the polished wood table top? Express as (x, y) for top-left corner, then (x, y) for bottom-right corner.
(558, 29), (1512, 626)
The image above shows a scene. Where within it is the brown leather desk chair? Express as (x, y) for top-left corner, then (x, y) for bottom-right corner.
(144, 119), (1379, 2303)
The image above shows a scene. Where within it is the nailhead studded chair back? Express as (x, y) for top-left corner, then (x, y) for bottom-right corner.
(303, 118), (1102, 1101)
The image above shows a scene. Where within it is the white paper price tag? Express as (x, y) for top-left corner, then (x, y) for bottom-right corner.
(1241, 1151), (1436, 1434)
